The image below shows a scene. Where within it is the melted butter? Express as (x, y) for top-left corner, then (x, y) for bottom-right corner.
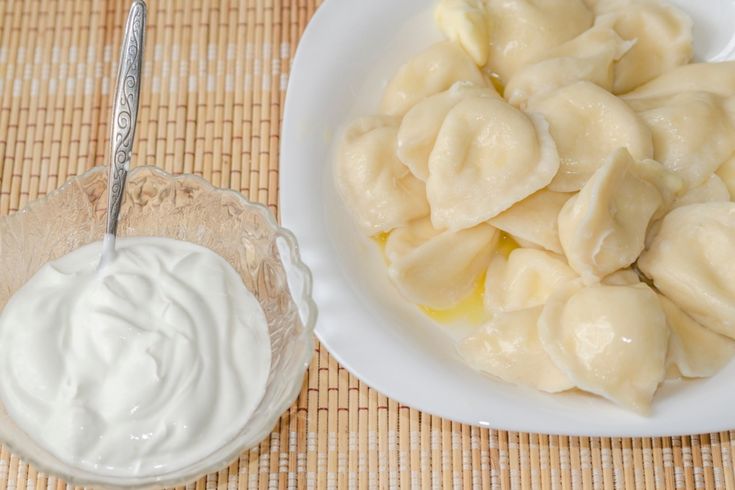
(373, 232), (390, 263)
(373, 231), (390, 249)
(419, 233), (517, 325)
(489, 72), (505, 97)
(420, 273), (489, 326)
(373, 230), (517, 326)
(497, 232), (519, 257)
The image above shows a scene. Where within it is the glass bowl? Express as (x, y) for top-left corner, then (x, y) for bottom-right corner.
(0, 166), (316, 489)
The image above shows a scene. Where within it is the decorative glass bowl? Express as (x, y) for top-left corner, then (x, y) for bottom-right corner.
(0, 166), (316, 489)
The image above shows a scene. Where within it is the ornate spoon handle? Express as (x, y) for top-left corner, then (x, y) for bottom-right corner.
(105, 0), (146, 237)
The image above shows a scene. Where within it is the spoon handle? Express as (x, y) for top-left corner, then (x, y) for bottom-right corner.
(106, 0), (146, 237)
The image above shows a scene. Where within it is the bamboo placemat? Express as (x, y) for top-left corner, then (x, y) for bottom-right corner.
(0, 1), (733, 488)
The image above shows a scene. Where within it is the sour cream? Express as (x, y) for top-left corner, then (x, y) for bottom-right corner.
(0, 237), (271, 477)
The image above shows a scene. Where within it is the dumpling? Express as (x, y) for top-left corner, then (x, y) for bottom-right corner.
(488, 190), (572, 254)
(628, 158), (684, 219)
(646, 175), (730, 248)
(626, 92), (735, 189)
(434, 0), (490, 65)
(336, 116), (429, 234)
(384, 217), (437, 263)
(595, 0), (693, 94)
(716, 153), (735, 200)
(526, 81), (653, 192)
(638, 202), (735, 340)
(612, 156), (680, 250)
(504, 27), (632, 107)
(658, 295), (735, 378)
(397, 82), (497, 181)
(386, 217), (498, 309)
(427, 96), (559, 230)
(484, 248), (577, 312)
(624, 61), (735, 100)
(380, 42), (490, 116)
(671, 174), (729, 209)
(459, 307), (574, 393)
(603, 268), (640, 285)
(538, 280), (669, 413)
(484, 0), (593, 81)
(558, 148), (661, 282)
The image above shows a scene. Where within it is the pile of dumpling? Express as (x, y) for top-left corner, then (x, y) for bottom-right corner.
(335, 0), (735, 413)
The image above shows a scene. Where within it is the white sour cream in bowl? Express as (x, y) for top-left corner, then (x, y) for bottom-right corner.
(0, 236), (271, 477)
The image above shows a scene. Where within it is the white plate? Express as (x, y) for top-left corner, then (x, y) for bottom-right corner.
(280, 0), (735, 436)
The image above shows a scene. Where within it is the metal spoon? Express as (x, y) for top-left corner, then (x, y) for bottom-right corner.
(101, 0), (147, 266)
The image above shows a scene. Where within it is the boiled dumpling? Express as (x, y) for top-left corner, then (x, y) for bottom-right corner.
(638, 202), (735, 340)
(435, 0), (490, 65)
(427, 96), (559, 230)
(624, 61), (735, 99)
(504, 27), (632, 107)
(659, 295), (735, 378)
(671, 174), (730, 209)
(397, 82), (497, 181)
(626, 92), (735, 189)
(384, 217), (437, 263)
(488, 190), (572, 254)
(484, 0), (593, 81)
(336, 116), (429, 234)
(716, 154), (735, 200)
(613, 157), (680, 250)
(386, 217), (498, 309)
(558, 148), (661, 282)
(484, 248), (577, 312)
(595, 0), (693, 94)
(380, 42), (490, 116)
(603, 268), (640, 285)
(628, 158), (684, 219)
(538, 280), (669, 413)
(526, 81), (653, 192)
(459, 307), (574, 392)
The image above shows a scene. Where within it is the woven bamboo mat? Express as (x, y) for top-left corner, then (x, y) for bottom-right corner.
(0, 1), (733, 488)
